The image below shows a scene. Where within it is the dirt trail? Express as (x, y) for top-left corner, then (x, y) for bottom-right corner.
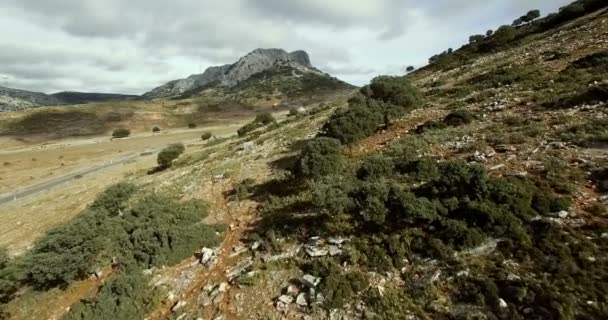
(148, 179), (259, 320)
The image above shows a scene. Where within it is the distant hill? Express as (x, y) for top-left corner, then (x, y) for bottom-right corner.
(0, 86), (63, 112)
(0, 86), (138, 112)
(143, 48), (353, 99)
(50, 92), (139, 105)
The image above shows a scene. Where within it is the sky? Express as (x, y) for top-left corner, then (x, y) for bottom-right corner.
(0, 0), (573, 95)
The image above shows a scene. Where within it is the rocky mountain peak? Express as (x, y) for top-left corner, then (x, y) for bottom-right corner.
(143, 48), (320, 99)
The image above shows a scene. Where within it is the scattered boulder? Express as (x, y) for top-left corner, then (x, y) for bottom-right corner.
(304, 245), (328, 257)
(171, 300), (187, 313)
(301, 274), (321, 288)
(226, 257), (253, 281)
(296, 292), (308, 307)
(328, 245), (343, 256)
(495, 144), (517, 153)
(200, 247), (217, 266)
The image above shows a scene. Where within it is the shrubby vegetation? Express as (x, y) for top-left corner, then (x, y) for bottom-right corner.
(201, 132), (213, 140)
(320, 76), (422, 144)
(237, 111), (277, 136)
(294, 137), (344, 179)
(112, 128), (130, 138)
(0, 182), (221, 318)
(64, 270), (159, 320)
(258, 128), (605, 316)
(415, 110), (474, 134)
(157, 143), (185, 169)
(561, 118), (608, 146)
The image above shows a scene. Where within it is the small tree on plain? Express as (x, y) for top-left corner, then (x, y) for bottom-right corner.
(254, 112), (275, 125)
(201, 132), (212, 140)
(112, 128), (130, 138)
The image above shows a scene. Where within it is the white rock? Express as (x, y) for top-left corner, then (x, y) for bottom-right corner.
(278, 295), (293, 304)
(328, 245), (343, 256)
(200, 247), (216, 266)
(302, 274), (321, 288)
(296, 293), (308, 307)
(498, 298), (508, 308)
(171, 300), (187, 312)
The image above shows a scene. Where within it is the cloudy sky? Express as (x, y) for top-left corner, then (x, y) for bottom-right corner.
(1, 0), (572, 95)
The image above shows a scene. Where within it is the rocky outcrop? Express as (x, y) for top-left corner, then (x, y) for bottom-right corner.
(143, 48), (323, 99)
(0, 86), (63, 112)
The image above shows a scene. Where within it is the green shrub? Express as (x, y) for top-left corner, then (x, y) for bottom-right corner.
(569, 50), (608, 70)
(112, 128), (131, 139)
(90, 183), (136, 215)
(444, 110), (474, 126)
(303, 259), (368, 308)
(152, 127), (160, 133)
(157, 143), (185, 168)
(234, 178), (256, 200)
(545, 84), (608, 109)
(363, 76), (421, 109)
(237, 122), (261, 137)
(561, 118), (608, 146)
(64, 270), (159, 320)
(415, 121), (448, 134)
(201, 132), (213, 140)
(0, 248), (19, 305)
(25, 209), (112, 289)
(22, 183), (219, 290)
(295, 137), (344, 179)
(320, 98), (384, 144)
(188, 123), (197, 129)
(357, 155), (395, 180)
(254, 112), (275, 125)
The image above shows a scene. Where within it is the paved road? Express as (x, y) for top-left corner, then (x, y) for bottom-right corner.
(0, 151), (153, 206)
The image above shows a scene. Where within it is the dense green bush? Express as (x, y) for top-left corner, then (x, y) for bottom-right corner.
(188, 123), (197, 129)
(303, 259), (368, 308)
(0, 248), (19, 307)
(569, 50), (608, 70)
(320, 99), (385, 144)
(320, 77), (421, 145)
(237, 122), (261, 137)
(561, 118), (608, 146)
(201, 132), (213, 140)
(157, 143), (185, 168)
(21, 183), (219, 290)
(152, 126), (160, 133)
(444, 110), (474, 126)
(112, 128), (130, 139)
(64, 269), (159, 320)
(254, 112), (276, 125)
(295, 137), (344, 179)
(363, 76), (421, 109)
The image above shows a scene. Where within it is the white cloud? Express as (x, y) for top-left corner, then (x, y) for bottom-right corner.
(0, 0), (573, 94)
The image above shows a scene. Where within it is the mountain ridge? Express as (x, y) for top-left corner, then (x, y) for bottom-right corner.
(143, 48), (327, 99)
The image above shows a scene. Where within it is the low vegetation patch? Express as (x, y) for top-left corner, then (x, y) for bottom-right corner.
(4, 111), (106, 137)
(0, 183), (222, 318)
(111, 128), (131, 138)
(157, 143), (185, 169)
